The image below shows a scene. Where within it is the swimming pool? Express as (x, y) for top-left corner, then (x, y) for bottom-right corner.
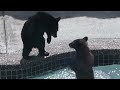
(0, 49), (120, 79)
(31, 64), (120, 79)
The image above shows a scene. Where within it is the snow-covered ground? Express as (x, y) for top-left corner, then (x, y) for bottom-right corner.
(4, 14), (120, 53)
(1, 11), (120, 65)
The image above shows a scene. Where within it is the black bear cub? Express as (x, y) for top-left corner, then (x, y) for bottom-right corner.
(69, 37), (94, 79)
(21, 12), (61, 60)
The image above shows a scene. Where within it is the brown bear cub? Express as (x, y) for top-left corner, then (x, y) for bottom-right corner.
(69, 37), (94, 79)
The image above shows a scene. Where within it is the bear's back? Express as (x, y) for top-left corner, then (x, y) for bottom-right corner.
(22, 12), (58, 34)
(28, 12), (57, 24)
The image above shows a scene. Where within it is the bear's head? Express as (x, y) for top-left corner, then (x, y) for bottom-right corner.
(69, 37), (88, 51)
(50, 17), (61, 38)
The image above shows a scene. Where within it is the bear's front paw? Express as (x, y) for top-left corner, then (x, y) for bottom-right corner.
(47, 38), (51, 44)
(38, 51), (49, 57)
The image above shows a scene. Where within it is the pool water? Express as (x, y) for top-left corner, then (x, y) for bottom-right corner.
(31, 64), (120, 79)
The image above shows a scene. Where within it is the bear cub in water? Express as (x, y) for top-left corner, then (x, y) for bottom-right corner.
(69, 37), (94, 79)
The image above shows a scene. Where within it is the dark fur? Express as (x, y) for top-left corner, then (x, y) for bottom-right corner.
(21, 12), (61, 59)
(69, 37), (94, 79)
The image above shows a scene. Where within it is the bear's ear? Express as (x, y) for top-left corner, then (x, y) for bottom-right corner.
(83, 37), (88, 41)
(56, 17), (61, 22)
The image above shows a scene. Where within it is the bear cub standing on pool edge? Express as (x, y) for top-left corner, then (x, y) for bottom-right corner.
(69, 37), (94, 79)
(21, 12), (61, 60)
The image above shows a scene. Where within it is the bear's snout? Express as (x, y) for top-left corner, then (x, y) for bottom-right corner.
(69, 43), (73, 48)
(53, 35), (57, 38)
(52, 33), (57, 38)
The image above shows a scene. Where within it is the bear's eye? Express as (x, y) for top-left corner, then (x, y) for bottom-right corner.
(76, 41), (85, 47)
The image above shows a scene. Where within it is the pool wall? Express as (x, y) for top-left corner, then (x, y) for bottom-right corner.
(0, 49), (120, 79)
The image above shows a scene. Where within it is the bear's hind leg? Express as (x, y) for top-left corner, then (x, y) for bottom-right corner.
(22, 46), (32, 60)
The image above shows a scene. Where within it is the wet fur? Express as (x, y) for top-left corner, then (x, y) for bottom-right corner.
(69, 37), (94, 79)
